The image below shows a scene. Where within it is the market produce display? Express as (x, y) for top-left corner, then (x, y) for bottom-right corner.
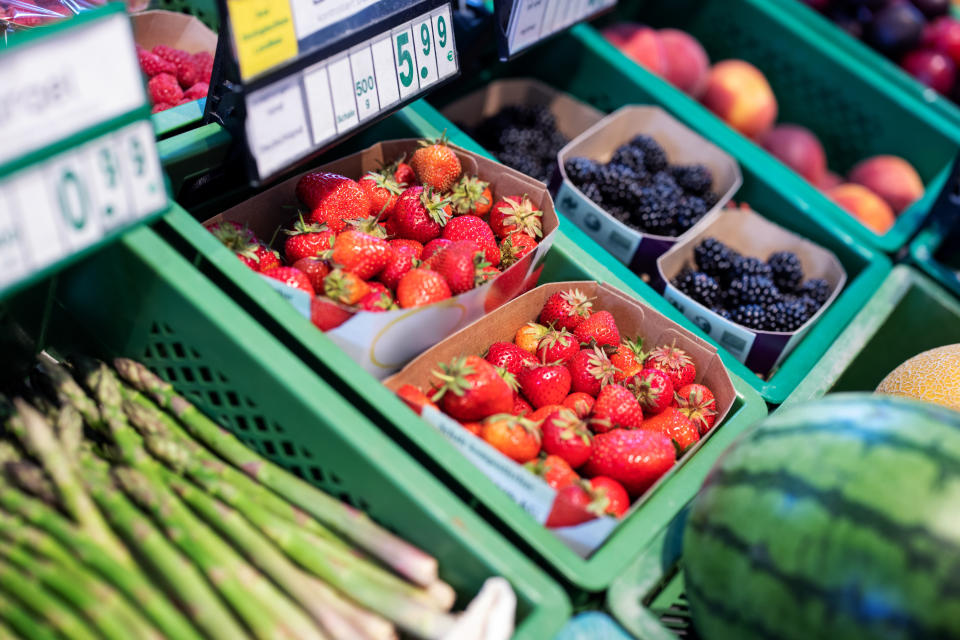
(0, 355), (464, 640)
(876, 342), (960, 410)
(138, 43), (212, 112)
(683, 393), (960, 640)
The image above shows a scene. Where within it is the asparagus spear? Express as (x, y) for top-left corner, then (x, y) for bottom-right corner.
(54, 403), (83, 457)
(0, 589), (57, 640)
(114, 357), (439, 586)
(4, 460), (57, 505)
(76, 458), (252, 640)
(0, 556), (98, 640)
(0, 539), (160, 640)
(34, 358), (103, 430)
(6, 398), (126, 562)
(0, 619), (18, 640)
(0, 505), (202, 640)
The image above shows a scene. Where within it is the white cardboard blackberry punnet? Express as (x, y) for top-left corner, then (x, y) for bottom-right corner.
(555, 105), (741, 282)
(657, 206), (847, 377)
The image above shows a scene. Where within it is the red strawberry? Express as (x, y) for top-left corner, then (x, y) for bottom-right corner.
(395, 384), (436, 413)
(235, 252), (259, 270)
(517, 363), (571, 409)
(153, 45), (191, 67)
(239, 244), (281, 272)
(499, 233), (538, 268)
(583, 428), (676, 497)
(449, 175), (492, 217)
(642, 407), (700, 452)
(393, 187), (452, 243)
(397, 268), (451, 308)
(644, 343), (697, 389)
(296, 172), (370, 232)
(393, 160), (416, 186)
(535, 329), (578, 365)
(489, 195), (543, 240)
(206, 220), (258, 248)
(626, 368), (674, 416)
(675, 383), (718, 435)
(562, 392), (595, 419)
(588, 477), (630, 517)
(389, 238), (423, 259)
(591, 384), (644, 433)
(359, 171), (403, 218)
(291, 257), (330, 292)
(358, 290), (396, 312)
(283, 217), (334, 263)
(410, 135), (462, 192)
(526, 454), (580, 489)
(183, 82), (209, 101)
(261, 266), (315, 296)
(345, 214), (388, 239)
(478, 265), (500, 283)
(148, 73), (183, 105)
(312, 297), (354, 331)
(485, 341), (537, 376)
(176, 58), (202, 89)
(431, 356), (513, 422)
(568, 347), (617, 396)
(461, 421), (483, 437)
(379, 242), (420, 291)
(527, 404), (566, 425)
(539, 289), (594, 332)
(441, 215), (500, 267)
(574, 310), (620, 348)
(433, 241), (488, 294)
(138, 49), (177, 77)
(610, 336), (647, 382)
(366, 282), (389, 297)
(331, 230), (389, 280)
(541, 408), (593, 468)
(545, 484), (599, 528)
(512, 395), (533, 416)
(481, 414), (541, 463)
(515, 322), (549, 354)
(323, 269), (370, 305)
(421, 238), (453, 264)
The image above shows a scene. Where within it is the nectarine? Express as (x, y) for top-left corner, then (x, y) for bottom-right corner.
(658, 28), (710, 98)
(602, 23), (666, 76)
(701, 60), (778, 139)
(761, 124), (827, 184)
(848, 155), (924, 214)
(827, 183), (896, 234)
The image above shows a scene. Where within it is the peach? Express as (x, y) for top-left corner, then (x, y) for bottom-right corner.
(816, 170), (844, 191)
(827, 183), (896, 235)
(848, 155), (924, 214)
(701, 60), (778, 139)
(658, 28), (710, 98)
(761, 124), (827, 184)
(602, 23), (666, 76)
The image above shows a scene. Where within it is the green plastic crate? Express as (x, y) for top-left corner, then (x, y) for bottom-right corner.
(783, 265), (960, 406)
(910, 222), (960, 301)
(2, 220), (571, 639)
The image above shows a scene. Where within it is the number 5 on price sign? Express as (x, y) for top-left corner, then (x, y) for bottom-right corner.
(395, 28), (416, 99)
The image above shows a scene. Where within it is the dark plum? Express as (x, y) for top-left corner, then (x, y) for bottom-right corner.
(867, 3), (927, 56)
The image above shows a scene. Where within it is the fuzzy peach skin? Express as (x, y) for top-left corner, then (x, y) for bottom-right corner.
(658, 28), (710, 97)
(602, 23), (666, 76)
(828, 183), (896, 235)
(848, 155), (924, 214)
(701, 60), (778, 139)
(761, 124), (827, 184)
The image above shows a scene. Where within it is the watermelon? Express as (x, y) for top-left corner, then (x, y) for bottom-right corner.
(683, 393), (960, 640)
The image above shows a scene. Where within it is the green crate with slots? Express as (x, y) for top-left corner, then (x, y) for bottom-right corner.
(910, 223), (960, 301)
(1, 222), (571, 640)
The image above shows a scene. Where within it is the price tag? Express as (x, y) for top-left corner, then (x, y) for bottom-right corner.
(497, 0), (617, 58)
(0, 5), (168, 297)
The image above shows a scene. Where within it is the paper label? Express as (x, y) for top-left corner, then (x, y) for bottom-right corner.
(555, 180), (641, 264)
(259, 274), (312, 319)
(227, 0), (299, 81)
(505, 0), (617, 56)
(288, 0), (380, 41)
(662, 284), (756, 363)
(245, 79), (313, 180)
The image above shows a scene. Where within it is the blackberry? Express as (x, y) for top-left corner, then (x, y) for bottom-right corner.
(499, 150), (544, 181)
(628, 135), (668, 172)
(611, 145), (648, 177)
(767, 251), (804, 293)
(595, 165), (632, 204)
(564, 157), (600, 186)
(732, 304), (769, 330)
(731, 256), (773, 280)
(694, 238), (738, 278)
(577, 181), (603, 206)
(673, 270), (721, 307)
(766, 299), (814, 332)
(727, 274), (782, 308)
(670, 164), (713, 195)
(702, 191), (720, 208)
(673, 196), (708, 233)
(711, 306), (733, 320)
(606, 204), (631, 223)
(798, 278), (830, 306)
(632, 194), (673, 235)
(470, 105), (569, 182)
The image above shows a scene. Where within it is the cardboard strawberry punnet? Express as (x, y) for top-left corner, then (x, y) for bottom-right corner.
(203, 139), (559, 378)
(384, 281), (735, 557)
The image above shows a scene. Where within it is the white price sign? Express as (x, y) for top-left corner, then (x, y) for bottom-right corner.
(505, 0), (617, 56)
(244, 3), (458, 181)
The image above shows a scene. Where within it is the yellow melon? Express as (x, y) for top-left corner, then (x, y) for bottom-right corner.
(875, 344), (960, 411)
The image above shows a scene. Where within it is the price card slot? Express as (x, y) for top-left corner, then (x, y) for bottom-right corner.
(495, 0), (617, 59)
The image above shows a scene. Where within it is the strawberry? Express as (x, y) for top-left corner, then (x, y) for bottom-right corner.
(541, 408), (593, 468)
(489, 195), (543, 240)
(588, 477), (630, 517)
(499, 233), (538, 268)
(574, 310), (620, 348)
(485, 341), (538, 376)
(626, 368), (674, 416)
(410, 135), (462, 192)
(461, 422), (482, 437)
(397, 268), (451, 308)
(153, 44), (191, 67)
(358, 171), (403, 218)
(358, 290), (396, 312)
(431, 356), (513, 422)
(379, 242), (420, 291)
(449, 175), (492, 217)
(239, 244), (281, 272)
(148, 73), (183, 105)
(563, 392), (595, 419)
(261, 266), (315, 295)
(642, 407), (700, 452)
(610, 336), (647, 382)
(206, 220), (258, 248)
(590, 384), (644, 433)
(345, 215), (388, 239)
(296, 172), (369, 232)
(481, 414), (541, 463)
(421, 238), (453, 264)
(517, 363), (571, 409)
(323, 269), (370, 305)
(512, 395), (533, 416)
(441, 215), (500, 267)
(331, 230), (389, 280)
(393, 187), (452, 243)
(545, 484), (599, 528)
(389, 238), (423, 259)
(568, 347), (617, 396)
(291, 257), (330, 292)
(433, 241), (488, 294)
(644, 343), (697, 389)
(283, 216), (334, 263)
(535, 329), (578, 365)
(183, 82), (209, 101)
(514, 322), (549, 354)
(393, 160), (416, 186)
(366, 282), (389, 297)
(310, 297), (353, 331)
(526, 454), (580, 489)
(539, 289), (593, 332)
(138, 49), (177, 77)
(583, 428), (676, 497)
(478, 264), (501, 284)
(527, 404), (566, 424)
(395, 384), (436, 413)
(675, 383), (717, 435)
